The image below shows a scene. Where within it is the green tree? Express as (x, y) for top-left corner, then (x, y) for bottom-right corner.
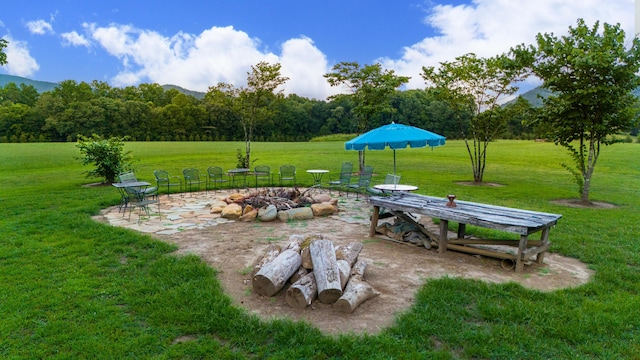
(324, 62), (410, 171)
(76, 134), (132, 183)
(208, 62), (288, 167)
(513, 19), (640, 203)
(422, 53), (526, 183)
(0, 38), (7, 66)
(242, 61), (288, 166)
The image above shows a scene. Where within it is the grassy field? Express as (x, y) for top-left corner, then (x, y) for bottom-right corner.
(1, 140), (639, 359)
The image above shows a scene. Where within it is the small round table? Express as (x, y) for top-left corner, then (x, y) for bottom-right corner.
(228, 168), (250, 188)
(306, 169), (329, 186)
(373, 184), (418, 194)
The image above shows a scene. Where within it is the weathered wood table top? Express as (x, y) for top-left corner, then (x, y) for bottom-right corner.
(368, 192), (562, 272)
(369, 193), (562, 235)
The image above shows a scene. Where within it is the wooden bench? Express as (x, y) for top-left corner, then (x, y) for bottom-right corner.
(368, 193), (562, 272)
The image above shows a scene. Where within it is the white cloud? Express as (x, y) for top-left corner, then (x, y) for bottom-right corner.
(279, 37), (333, 99)
(67, 0), (634, 99)
(26, 19), (53, 35)
(379, 0), (635, 91)
(61, 31), (91, 47)
(86, 23), (333, 97)
(0, 35), (39, 77)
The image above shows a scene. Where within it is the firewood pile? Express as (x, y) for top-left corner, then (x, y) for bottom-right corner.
(252, 234), (379, 313)
(217, 188), (340, 222)
(232, 188), (315, 211)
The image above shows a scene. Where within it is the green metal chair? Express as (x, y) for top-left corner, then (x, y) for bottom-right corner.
(329, 161), (353, 196)
(254, 165), (272, 189)
(348, 165), (374, 199)
(279, 165), (296, 187)
(368, 173), (401, 196)
(183, 168), (206, 194)
(154, 170), (182, 196)
(116, 171), (159, 220)
(206, 166), (229, 193)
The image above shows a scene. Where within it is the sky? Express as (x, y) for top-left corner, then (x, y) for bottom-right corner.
(0, 0), (636, 100)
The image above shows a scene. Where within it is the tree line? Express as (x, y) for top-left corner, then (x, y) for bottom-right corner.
(0, 77), (538, 144)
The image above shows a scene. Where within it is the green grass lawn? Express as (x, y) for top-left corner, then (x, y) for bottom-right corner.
(1, 140), (639, 359)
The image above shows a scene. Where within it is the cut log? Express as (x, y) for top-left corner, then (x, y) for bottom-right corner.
(333, 260), (380, 313)
(285, 234), (304, 253)
(300, 234), (323, 269)
(337, 259), (351, 290)
(335, 242), (363, 268)
(251, 244), (281, 277)
(285, 272), (317, 309)
(310, 239), (342, 304)
(289, 266), (309, 285)
(252, 249), (302, 297)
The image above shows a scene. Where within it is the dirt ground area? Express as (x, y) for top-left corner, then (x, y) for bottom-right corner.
(95, 189), (593, 335)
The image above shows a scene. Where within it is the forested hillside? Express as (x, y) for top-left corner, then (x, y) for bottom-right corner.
(0, 75), (629, 143)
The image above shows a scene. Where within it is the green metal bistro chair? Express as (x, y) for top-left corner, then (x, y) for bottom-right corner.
(117, 171), (158, 209)
(328, 161), (353, 196)
(348, 165), (374, 199)
(279, 165), (296, 187)
(368, 173), (401, 196)
(254, 165), (272, 189)
(116, 171), (159, 221)
(206, 166), (229, 193)
(154, 170), (182, 196)
(183, 168), (206, 195)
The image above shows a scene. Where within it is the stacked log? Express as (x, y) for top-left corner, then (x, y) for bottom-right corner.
(253, 234), (378, 313)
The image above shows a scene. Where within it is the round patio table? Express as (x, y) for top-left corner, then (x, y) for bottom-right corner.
(373, 184), (418, 194)
(306, 169), (329, 186)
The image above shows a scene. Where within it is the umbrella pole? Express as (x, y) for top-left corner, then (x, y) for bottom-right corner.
(393, 150), (396, 176)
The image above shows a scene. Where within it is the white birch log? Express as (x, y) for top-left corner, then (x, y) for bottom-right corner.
(300, 234), (323, 269)
(333, 260), (380, 313)
(337, 259), (351, 290)
(286, 234), (304, 253)
(252, 249), (302, 297)
(335, 242), (363, 268)
(310, 239), (342, 304)
(285, 272), (317, 309)
(251, 244), (281, 277)
(289, 266), (309, 285)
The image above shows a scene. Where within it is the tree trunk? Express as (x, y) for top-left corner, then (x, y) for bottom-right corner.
(285, 272), (317, 309)
(333, 260), (380, 313)
(310, 239), (342, 304)
(252, 249), (302, 297)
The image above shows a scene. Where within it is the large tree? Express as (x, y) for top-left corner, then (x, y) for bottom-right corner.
(0, 38), (7, 66)
(421, 53), (526, 183)
(207, 62), (288, 167)
(513, 19), (640, 203)
(324, 62), (409, 172)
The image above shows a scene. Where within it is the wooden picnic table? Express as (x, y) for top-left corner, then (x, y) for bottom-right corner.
(368, 192), (562, 272)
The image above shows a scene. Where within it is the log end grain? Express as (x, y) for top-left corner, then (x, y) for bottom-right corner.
(317, 289), (342, 304)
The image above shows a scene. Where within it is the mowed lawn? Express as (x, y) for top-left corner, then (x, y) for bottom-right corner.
(1, 140), (639, 359)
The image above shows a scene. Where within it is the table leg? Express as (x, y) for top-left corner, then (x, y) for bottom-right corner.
(457, 223), (466, 239)
(536, 227), (551, 264)
(369, 206), (380, 238)
(438, 219), (448, 254)
(516, 234), (528, 272)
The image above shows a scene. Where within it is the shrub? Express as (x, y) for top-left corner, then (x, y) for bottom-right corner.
(76, 134), (132, 183)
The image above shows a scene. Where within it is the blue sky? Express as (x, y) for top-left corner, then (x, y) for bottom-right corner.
(0, 0), (635, 99)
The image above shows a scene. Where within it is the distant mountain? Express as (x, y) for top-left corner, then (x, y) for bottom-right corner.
(511, 85), (640, 107)
(0, 74), (59, 93)
(516, 86), (552, 107)
(161, 84), (205, 99)
(0, 74), (206, 99)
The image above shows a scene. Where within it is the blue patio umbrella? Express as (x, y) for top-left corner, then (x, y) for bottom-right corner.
(345, 122), (446, 176)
